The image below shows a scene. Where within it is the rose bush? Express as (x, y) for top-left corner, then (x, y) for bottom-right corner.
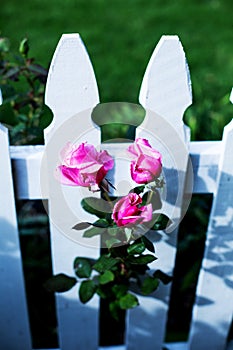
(112, 193), (152, 227)
(127, 138), (162, 184)
(56, 142), (114, 191)
(47, 139), (171, 324)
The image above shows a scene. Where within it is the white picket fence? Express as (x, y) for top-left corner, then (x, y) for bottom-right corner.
(0, 34), (233, 350)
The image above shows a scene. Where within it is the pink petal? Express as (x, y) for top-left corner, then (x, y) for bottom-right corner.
(55, 165), (82, 186)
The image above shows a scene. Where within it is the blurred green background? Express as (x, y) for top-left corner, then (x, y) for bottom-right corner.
(1, 0), (233, 347)
(1, 0), (232, 140)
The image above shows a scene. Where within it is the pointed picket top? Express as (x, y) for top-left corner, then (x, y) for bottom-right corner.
(45, 33), (99, 138)
(139, 35), (192, 127)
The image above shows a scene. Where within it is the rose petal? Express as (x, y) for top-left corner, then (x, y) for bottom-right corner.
(112, 193), (151, 228)
(56, 142), (114, 190)
(55, 165), (82, 186)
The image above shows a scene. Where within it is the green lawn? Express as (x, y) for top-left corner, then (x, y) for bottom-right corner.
(1, 0), (232, 140)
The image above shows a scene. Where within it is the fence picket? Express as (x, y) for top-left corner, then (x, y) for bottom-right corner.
(0, 124), (31, 350)
(45, 33), (99, 138)
(139, 35), (192, 135)
(188, 117), (233, 349)
(127, 35), (192, 350)
(43, 34), (100, 350)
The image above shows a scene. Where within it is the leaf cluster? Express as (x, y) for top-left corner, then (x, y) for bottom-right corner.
(0, 35), (51, 144)
(45, 184), (172, 319)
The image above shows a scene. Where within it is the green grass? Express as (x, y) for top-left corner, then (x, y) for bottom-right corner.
(1, 0), (232, 140)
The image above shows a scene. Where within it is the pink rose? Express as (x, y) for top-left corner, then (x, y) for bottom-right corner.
(127, 138), (162, 184)
(112, 193), (152, 227)
(56, 142), (114, 191)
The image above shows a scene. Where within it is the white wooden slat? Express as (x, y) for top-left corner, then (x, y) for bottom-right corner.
(0, 88), (2, 105)
(188, 118), (233, 350)
(43, 34), (100, 350)
(10, 145), (44, 199)
(127, 35), (192, 350)
(0, 124), (31, 350)
(189, 141), (221, 194)
(10, 141), (221, 200)
(34, 340), (233, 350)
(165, 342), (188, 350)
(45, 33), (99, 139)
(138, 35), (192, 229)
(101, 142), (136, 197)
(139, 35), (192, 137)
(99, 346), (126, 350)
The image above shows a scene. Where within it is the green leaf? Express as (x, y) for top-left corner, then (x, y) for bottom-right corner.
(128, 254), (157, 265)
(0, 37), (10, 52)
(0, 102), (17, 125)
(107, 227), (120, 236)
(151, 214), (171, 230)
(141, 276), (159, 295)
(73, 219), (109, 233)
(142, 190), (162, 210)
(127, 241), (146, 255)
(130, 185), (145, 194)
(19, 38), (29, 56)
(0, 84), (16, 101)
(112, 284), (128, 298)
(153, 270), (173, 285)
(105, 237), (122, 249)
(141, 236), (155, 253)
(3, 67), (20, 80)
(72, 222), (91, 230)
(99, 270), (115, 284)
(93, 255), (119, 273)
(27, 64), (48, 77)
(79, 280), (96, 303)
(96, 285), (109, 299)
(18, 114), (29, 123)
(83, 226), (103, 238)
(92, 219), (110, 228)
(81, 197), (112, 218)
(109, 300), (122, 320)
(44, 273), (77, 293)
(130, 264), (149, 276)
(119, 293), (139, 310)
(73, 257), (92, 278)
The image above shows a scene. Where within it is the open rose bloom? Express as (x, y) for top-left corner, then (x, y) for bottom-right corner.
(112, 193), (152, 227)
(127, 138), (162, 184)
(56, 142), (114, 192)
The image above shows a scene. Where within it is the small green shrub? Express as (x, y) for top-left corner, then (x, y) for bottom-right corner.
(0, 36), (52, 145)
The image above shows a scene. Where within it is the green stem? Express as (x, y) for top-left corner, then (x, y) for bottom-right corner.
(101, 184), (115, 210)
